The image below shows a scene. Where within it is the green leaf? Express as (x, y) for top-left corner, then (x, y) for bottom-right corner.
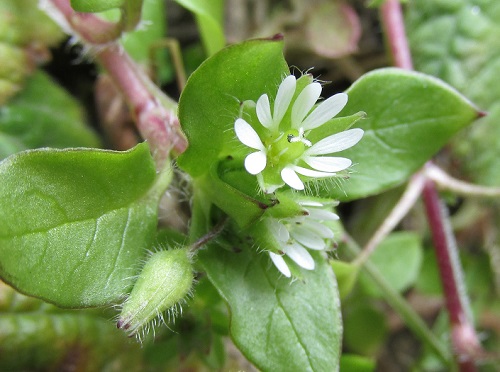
(0, 311), (143, 371)
(359, 232), (423, 297)
(177, 38), (288, 177)
(343, 304), (387, 356)
(174, 0), (225, 55)
(331, 260), (360, 300)
(0, 71), (101, 159)
(321, 68), (479, 201)
(407, 0), (500, 186)
(70, 0), (125, 13)
(0, 143), (158, 307)
(119, 0), (172, 83)
(415, 248), (443, 296)
(199, 246), (342, 371)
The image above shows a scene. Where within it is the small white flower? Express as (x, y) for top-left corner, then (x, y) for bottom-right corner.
(234, 74), (364, 193)
(267, 200), (339, 277)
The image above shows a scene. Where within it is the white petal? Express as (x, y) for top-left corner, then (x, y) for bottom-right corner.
(291, 82), (321, 128)
(290, 225), (326, 250)
(273, 75), (296, 125)
(307, 208), (340, 221)
(303, 156), (352, 172)
(293, 165), (336, 178)
(268, 219), (290, 242)
(235, 118), (266, 150)
(256, 94), (273, 128)
(281, 167), (304, 190)
(244, 151), (267, 175)
(301, 93), (348, 130)
(284, 243), (315, 270)
(302, 219), (334, 239)
(269, 252), (291, 277)
(298, 200), (324, 207)
(305, 128), (364, 156)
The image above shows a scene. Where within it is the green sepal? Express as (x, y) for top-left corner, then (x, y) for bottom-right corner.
(196, 160), (273, 228)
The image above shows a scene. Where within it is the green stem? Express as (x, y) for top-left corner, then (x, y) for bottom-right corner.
(344, 234), (452, 366)
(147, 160), (173, 201)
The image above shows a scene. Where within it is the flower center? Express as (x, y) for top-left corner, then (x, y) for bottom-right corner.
(267, 129), (307, 166)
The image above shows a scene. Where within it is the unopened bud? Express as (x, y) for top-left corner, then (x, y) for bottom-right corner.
(118, 248), (193, 338)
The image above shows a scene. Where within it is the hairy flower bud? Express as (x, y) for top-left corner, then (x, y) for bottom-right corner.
(117, 248), (193, 338)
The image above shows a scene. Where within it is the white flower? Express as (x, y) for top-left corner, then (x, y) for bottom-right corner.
(234, 74), (364, 193)
(266, 200), (339, 277)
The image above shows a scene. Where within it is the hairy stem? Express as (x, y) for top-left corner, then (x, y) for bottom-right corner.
(45, 0), (188, 167)
(46, 0), (124, 43)
(380, 1), (481, 369)
(97, 46), (186, 163)
(422, 179), (481, 369)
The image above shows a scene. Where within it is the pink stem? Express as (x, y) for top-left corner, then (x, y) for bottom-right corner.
(97, 46), (187, 163)
(47, 0), (187, 165)
(49, 0), (123, 44)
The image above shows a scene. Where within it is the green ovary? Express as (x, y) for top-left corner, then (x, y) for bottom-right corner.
(266, 130), (305, 168)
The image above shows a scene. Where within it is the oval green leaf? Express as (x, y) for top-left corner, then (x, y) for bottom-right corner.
(199, 246), (342, 371)
(174, 0), (225, 55)
(0, 143), (158, 307)
(321, 68), (479, 201)
(177, 38), (289, 177)
(359, 232), (423, 297)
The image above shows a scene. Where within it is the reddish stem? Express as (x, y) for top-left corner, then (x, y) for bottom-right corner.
(97, 46), (187, 162)
(49, 0), (123, 44)
(47, 0), (188, 165)
(380, 1), (480, 369)
(380, 0), (413, 70)
(422, 181), (467, 326)
(422, 180), (480, 370)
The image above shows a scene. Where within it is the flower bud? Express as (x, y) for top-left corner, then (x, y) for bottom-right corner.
(117, 248), (193, 338)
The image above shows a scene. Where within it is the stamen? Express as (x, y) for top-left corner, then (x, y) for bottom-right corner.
(287, 127), (312, 147)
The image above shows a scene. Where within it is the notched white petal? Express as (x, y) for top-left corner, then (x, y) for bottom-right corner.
(273, 75), (296, 124)
(269, 252), (291, 277)
(268, 219), (290, 242)
(302, 219), (335, 239)
(305, 128), (364, 156)
(293, 165), (336, 178)
(303, 156), (352, 172)
(281, 167), (305, 190)
(291, 82), (322, 128)
(301, 93), (348, 130)
(256, 94), (273, 128)
(290, 226), (326, 250)
(235, 118), (266, 150)
(284, 243), (315, 270)
(245, 151), (267, 175)
(308, 208), (340, 221)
